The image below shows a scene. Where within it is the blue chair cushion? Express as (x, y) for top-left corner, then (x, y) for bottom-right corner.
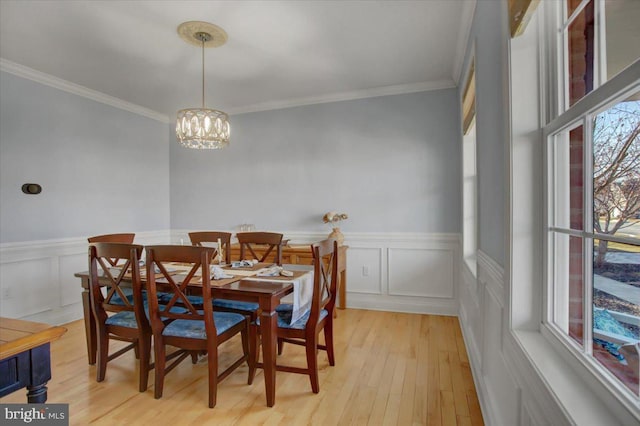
(274, 303), (294, 323)
(257, 308), (329, 330)
(105, 311), (138, 328)
(110, 289), (172, 306)
(162, 312), (246, 339)
(105, 304), (189, 327)
(110, 287), (141, 306)
(213, 299), (259, 313)
(157, 293), (204, 306)
(144, 303), (189, 320)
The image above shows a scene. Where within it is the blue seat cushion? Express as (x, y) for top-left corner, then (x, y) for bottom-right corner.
(274, 303), (294, 323)
(105, 304), (189, 327)
(110, 287), (141, 306)
(144, 303), (188, 320)
(110, 289), (173, 306)
(157, 293), (204, 306)
(257, 308), (329, 330)
(105, 311), (139, 328)
(162, 312), (246, 339)
(213, 299), (259, 313)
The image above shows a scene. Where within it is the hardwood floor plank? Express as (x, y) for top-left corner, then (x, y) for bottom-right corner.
(450, 350), (471, 418)
(0, 310), (483, 426)
(467, 390), (485, 426)
(440, 390), (457, 425)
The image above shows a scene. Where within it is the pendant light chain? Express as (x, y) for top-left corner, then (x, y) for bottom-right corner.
(201, 36), (205, 109)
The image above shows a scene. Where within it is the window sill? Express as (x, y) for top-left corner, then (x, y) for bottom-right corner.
(512, 329), (639, 425)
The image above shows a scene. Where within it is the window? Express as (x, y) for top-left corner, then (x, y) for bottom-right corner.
(462, 57), (477, 275)
(560, 0), (640, 109)
(546, 0), (640, 406)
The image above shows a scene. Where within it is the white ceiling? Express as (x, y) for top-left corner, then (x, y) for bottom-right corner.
(0, 0), (474, 120)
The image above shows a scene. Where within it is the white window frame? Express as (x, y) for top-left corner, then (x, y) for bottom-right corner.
(543, 0), (640, 412)
(463, 119), (477, 276)
(461, 48), (477, 277)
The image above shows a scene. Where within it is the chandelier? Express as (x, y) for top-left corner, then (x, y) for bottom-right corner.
(176, 21), (230, 149)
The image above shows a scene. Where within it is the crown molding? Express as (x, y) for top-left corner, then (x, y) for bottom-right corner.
(1, 57), (457, 120)
(0, 58), (170, 123)
(227, 80), (456, 115)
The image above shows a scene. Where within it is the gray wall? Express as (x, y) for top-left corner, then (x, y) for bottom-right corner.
(461, 0), (509, 265)
(0, 71), (171, 243)
(170, 89), (461, 234)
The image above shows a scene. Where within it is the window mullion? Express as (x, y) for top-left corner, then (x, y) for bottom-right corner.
(562, 0), (591, 31)
(594, 0), (607, 88)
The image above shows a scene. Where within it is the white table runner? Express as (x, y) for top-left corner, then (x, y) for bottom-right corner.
(245, 270), (314, 324)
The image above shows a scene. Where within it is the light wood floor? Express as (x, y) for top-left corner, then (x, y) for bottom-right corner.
(1, 309), (484, 425)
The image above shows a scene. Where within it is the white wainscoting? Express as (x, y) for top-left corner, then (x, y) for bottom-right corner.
(459, 250), (519, 426)
(0, 230), (170, 325)
(459, 250), (590, 426)
(341, 232), (459, 316)
(173, 230), (460, 316)
(0, 230), (458, 325)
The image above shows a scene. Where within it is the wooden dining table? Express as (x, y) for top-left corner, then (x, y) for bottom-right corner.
(0, 317), (67, 403)
(75, 266), (301, 407)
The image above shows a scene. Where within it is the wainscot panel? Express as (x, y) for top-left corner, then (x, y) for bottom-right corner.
(459, 250), (589, 426)
(172, 230), (460, 316)
(389, 247), (454, 298)
(0, 257), (51, 318)
(347, 232), (459, 316)
(345, 247), (382, 295)
(0, 230), (170, 325)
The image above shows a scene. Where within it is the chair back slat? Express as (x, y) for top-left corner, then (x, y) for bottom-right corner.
(88, 233), (135, 243)
(189, 231), (232, 264)
(237, 232), (283, 265)
(145, 245), (218, 339)
(308, 239), (339, 325)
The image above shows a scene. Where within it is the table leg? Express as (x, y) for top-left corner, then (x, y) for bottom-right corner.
(338, 269), (347, 309)
(260, 307), (278, 407)
(81, 281), (97, 365)
(27, 344), (51, 403)
(26, 384), (47, 403)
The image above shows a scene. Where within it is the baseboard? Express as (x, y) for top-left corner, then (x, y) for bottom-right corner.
(20, 303), (84, 327)
(348, 293), (458, 316)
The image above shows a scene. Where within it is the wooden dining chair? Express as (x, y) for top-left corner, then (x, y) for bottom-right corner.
(189, 231), (263, 321)
(236, 231), (284, 265)
(145, 245), (250, 408)
(188, 231), (232, 264)
(249, 239), (338, 393)
(88, 242), (151, 392)
(88, 233), (136, 266)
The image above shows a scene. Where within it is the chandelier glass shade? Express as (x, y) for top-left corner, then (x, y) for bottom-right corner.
(175, 22), (230, 149)
(176, 108), (230, 149)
